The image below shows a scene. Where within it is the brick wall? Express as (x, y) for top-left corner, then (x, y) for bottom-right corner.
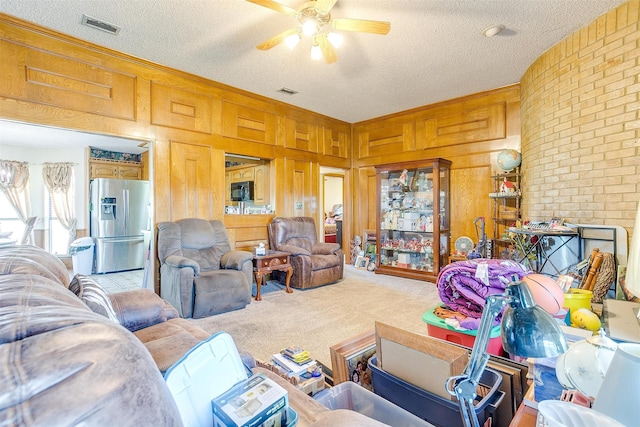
(521, 1), (640, 238)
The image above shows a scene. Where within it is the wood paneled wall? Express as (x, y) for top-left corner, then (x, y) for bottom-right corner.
(352, 87), (521, 248)
(0, 14), (351, 247)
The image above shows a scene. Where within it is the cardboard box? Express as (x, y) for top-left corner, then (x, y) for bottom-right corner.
(297, 374), (325, 396)
(374, 322), (468, 400)
(212, 374), (289, 427)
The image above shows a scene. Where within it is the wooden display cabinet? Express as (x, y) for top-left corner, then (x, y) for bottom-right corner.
(375, 158), (451, 282)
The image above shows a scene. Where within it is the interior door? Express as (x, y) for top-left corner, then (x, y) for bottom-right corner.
(170, 141), (213, 220)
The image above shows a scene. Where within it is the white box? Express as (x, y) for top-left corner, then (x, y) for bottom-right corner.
(212, 374), (288, 427)
(397, 253), (411, 264)
(403, 212), (419, 220)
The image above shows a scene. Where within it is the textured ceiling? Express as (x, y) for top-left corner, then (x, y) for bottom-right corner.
(0, 0), (627, 124)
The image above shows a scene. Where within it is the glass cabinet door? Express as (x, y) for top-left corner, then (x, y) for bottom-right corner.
(376, 158), (451, 282)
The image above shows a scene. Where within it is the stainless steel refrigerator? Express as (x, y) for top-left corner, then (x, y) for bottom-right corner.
(90, 178), (150, 273)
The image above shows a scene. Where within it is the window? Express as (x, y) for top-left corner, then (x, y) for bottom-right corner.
(44, 186), (73, 255)
(0, 192), (23, 242)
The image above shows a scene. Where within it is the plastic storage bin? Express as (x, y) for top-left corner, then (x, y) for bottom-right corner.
(314, 381), (432, 427)
(422, 307), (505, 356)
(69, 237), (95, 275)
(164, 332), (298, 427)
(368, 356), (504, 427)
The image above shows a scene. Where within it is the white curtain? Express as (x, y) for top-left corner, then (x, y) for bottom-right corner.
(42, 162), (77, 252)
(0, 159), (32, 239)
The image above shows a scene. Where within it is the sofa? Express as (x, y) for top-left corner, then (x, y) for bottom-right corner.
(268, 216), (344, 289)
(0, 245), (387, 426)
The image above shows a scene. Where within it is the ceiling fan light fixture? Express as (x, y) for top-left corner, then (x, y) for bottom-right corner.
(285, 32), (301, 49)
(302, 19), (317, 36)
(327, 32), (343, 48)
(310, 44), (323, 60)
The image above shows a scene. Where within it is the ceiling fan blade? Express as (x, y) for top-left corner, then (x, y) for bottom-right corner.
(246, 0), (297, 16)
(318, 34), (337, 64)
(315, 0), (338, 14)
(257, 28), (298, 50)
(331, 18), (391, 35)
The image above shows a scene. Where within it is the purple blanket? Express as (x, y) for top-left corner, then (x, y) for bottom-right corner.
(436, 259), (530, 329)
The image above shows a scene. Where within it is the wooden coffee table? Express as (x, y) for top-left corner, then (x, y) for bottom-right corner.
(252, 250), (293, 301)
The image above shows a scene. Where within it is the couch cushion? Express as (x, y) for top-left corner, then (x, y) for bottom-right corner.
(178, 219), (232, 272)
(287, 237), (313, 252)
(311, 254), (342, 270)
(0, 244), (70, 287)
(69, 274), (119, 323)
(0, 274), (92, 344)
(134, 320), (204, 373)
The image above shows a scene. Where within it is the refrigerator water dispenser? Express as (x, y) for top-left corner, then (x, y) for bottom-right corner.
(100, 197), (117, 220)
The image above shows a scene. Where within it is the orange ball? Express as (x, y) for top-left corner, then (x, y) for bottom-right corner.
(521, 274), (565, 314)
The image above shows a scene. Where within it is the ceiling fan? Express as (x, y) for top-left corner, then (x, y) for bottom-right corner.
(247, 0), (391, 63)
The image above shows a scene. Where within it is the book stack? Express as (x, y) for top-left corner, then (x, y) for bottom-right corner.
(282, 346), (312, 365)
(271, 347), (325, 396)
(272, 349), (317, 378)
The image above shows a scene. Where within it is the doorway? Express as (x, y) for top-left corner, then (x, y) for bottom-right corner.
(0, 120), (154, 280)
(321, 169), (344, 247)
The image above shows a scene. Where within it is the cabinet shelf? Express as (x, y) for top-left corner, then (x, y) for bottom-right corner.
(490, 167), (522, 258)
(375, 158), (451, 282)
(381, 247), (430, 253)
(380, 228), (435, 233)
(489, 193), (521, 199)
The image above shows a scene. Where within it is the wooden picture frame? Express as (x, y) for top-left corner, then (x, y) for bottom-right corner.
(354, 255), (369, 269)
(329, 330), (376, 389)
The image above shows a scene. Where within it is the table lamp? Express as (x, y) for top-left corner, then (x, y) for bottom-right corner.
(445, 276), (568, 427)
(592, 199), (640, 426)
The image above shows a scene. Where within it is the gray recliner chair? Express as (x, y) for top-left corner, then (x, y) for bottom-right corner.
(268, 216), (344, 290)
(157, 218), (253, 319)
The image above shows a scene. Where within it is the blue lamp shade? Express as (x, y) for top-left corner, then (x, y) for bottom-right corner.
(501, 281), (569, 358)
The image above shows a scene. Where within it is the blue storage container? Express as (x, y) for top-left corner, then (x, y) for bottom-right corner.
(368, 356), (504, 427)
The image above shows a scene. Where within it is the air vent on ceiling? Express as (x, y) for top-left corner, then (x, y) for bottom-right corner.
(81, 14), (121, 35)
(277, 87), (298, 96)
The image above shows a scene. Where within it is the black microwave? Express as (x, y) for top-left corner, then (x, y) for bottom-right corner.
(231, 181), (254, 201)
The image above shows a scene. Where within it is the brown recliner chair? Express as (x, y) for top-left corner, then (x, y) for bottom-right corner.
(157, 218), (254, 318)
(268, 217), (344, 289)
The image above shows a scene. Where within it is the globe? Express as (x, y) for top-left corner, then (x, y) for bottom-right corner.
(497, 149), (522, 172)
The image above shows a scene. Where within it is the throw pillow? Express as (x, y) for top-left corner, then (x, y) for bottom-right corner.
(69, 274), (119, 323)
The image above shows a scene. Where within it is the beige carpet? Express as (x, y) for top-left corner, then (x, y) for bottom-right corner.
(191, 265), (442, 369)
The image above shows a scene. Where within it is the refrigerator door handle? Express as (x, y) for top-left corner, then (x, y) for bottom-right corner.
(123, 188), (129, 231)
(97, 237), (144, 244)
